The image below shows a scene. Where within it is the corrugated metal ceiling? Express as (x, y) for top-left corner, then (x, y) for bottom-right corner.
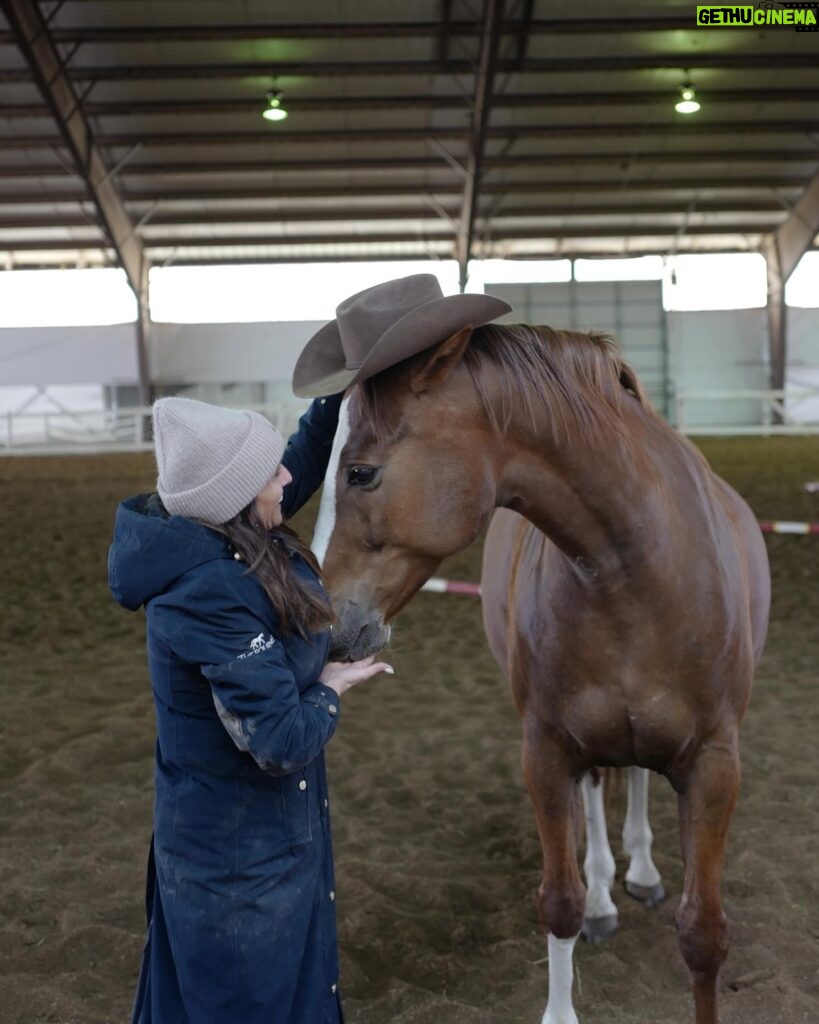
(0, 0), (817, 272)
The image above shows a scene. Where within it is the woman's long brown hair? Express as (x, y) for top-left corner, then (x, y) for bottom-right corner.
(144, 491), (334, 640)
(214, 506), (335, 641)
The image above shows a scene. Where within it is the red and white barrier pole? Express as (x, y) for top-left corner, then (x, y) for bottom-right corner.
(419, 519), (819, 597)
(421, 577), (482, 596)
(758, 520), (819, 536)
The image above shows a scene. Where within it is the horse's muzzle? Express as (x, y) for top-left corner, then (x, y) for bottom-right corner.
(329, 599), (390, 661)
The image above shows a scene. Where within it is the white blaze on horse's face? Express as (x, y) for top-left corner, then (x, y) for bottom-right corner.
(312, 395), (393, 661)
(311, 395), (351, 569)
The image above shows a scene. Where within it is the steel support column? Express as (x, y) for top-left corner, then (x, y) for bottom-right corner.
(1, 0), (153, 405)
(458, 0), (503, 292)
(761, 169), (819, 396)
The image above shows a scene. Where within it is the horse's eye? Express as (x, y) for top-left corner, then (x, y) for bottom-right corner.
(347, 465), (379, 488)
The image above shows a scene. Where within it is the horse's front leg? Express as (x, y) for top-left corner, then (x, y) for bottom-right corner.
(675, 729), (741, 1024)
(580, 773), (618, 943)
(622, 766), (666, 905)
(522, 714), (585, 1024)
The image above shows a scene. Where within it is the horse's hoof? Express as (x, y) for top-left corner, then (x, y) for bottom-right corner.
(581, 913), (618, 944)
(625, 880), (667, 906)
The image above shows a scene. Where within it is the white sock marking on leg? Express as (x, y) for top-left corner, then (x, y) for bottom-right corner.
(581, 774), (617, 920)
(623, 766), (662, 889)
(542, 933), (580, 1024)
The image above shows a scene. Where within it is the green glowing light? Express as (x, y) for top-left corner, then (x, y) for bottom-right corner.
(675, 85), (701, 115)
(263, 91), (289, 122)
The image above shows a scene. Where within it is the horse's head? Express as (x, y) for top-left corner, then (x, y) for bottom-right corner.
(315, 327), (499, 660)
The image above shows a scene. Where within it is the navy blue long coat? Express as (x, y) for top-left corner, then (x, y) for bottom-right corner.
(109, 395), (345, 1024)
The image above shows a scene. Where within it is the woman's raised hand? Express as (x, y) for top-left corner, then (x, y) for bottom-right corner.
(319, 655), (394, 698)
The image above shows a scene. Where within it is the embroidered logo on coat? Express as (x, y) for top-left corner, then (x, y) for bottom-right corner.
(238, 632), (276, 659)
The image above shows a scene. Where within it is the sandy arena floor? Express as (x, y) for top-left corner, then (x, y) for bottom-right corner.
(1, 437), (817, 1024)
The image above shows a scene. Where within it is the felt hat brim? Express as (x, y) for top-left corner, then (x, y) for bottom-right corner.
(292, 292), (512, 398)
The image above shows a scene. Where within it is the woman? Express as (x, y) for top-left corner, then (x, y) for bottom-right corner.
(108, 393), (391, 1024)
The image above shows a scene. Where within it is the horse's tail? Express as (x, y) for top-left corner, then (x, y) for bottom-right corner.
(602, 766), (624, 812)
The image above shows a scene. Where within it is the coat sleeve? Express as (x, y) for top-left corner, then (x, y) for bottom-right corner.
(157, 575), (339, 776)
(280, 391), (344, 519)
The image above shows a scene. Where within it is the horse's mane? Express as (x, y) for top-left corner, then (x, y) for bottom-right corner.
(356, 322), (655, 448)
(464, 322), (652, 445)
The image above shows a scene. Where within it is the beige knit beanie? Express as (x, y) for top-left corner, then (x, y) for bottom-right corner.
(152, 397), (285, 525)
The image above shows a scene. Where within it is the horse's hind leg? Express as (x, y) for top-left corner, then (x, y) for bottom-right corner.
(675, 730), (741, 1024)
(580, 773), (618, 944)
(623, 766), (666, 905)
(522, 715), (584, 1024)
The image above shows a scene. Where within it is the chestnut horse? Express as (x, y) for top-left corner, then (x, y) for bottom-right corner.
(312, 323), (770, 1024)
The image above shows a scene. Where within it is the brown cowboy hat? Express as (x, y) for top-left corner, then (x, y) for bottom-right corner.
(292, 273), (512, 398)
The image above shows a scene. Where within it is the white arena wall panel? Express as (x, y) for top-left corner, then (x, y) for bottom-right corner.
(0, 324), (138, 386)
(149, 322), (324, 385)
(0, 321), (325, 392)
(667, 310), (768, 428)
(147, 321), (324, 427)
(2, 310), (816, 437)
(787, 308), (819, 423)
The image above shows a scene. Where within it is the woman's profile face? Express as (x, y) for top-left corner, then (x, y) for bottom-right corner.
(253, 463), (293, 529)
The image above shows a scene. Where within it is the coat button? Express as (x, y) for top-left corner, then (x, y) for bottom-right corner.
(331, 983), (337, 994)
(298, 780), (307, 791)
(329, 890), (335, 901)
(328, 704), (338, 715)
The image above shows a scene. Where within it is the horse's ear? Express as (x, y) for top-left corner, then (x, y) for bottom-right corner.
(409, 324), (473, 396)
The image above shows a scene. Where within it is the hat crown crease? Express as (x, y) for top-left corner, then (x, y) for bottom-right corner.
(337, 275), (444, 369)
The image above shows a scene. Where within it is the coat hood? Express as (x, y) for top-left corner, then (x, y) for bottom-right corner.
(109, 493), (230, 610)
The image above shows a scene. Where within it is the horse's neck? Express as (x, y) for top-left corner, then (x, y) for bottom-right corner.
(495, 399), (672, 578)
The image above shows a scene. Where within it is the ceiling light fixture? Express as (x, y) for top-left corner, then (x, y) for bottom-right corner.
(262, 90), (288, 122)
(675, 83), (701, 115)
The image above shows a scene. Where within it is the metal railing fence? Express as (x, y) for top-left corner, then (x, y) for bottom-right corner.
(0, 402), (294, 456)
(1, 390), (818, 455)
